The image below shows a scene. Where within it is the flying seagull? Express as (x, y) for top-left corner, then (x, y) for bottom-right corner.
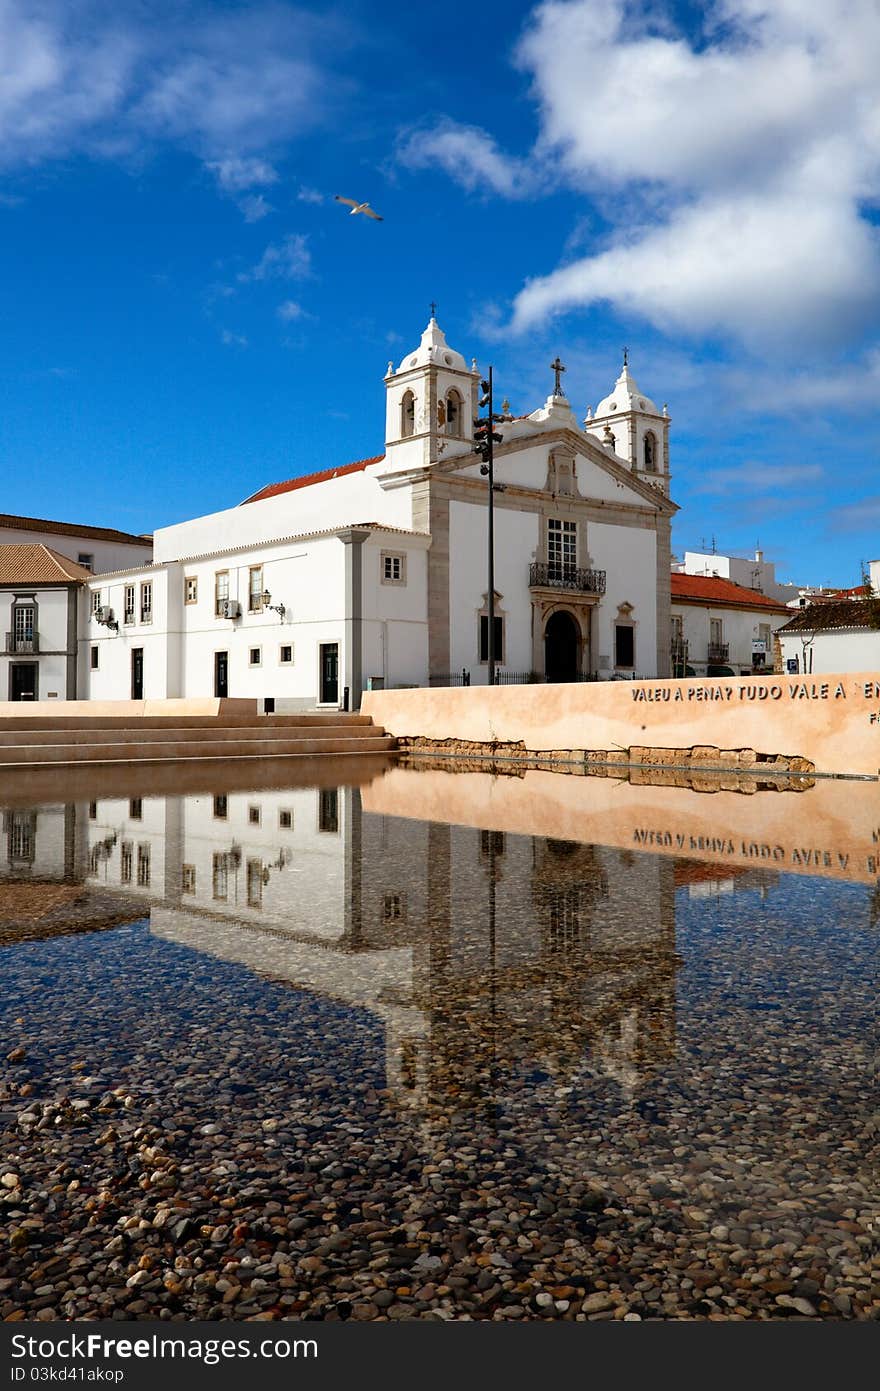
(334, 195), (383, 221)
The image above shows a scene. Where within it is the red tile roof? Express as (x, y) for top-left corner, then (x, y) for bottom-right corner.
(778, 599), (879, 633)
(0, 544), (93, 584)
(671, 572), (790, 612)
(0, 513), (152, 546)
(241, 455), (385, 505)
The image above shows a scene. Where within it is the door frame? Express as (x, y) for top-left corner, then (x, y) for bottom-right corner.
(318, 642), (339, 706)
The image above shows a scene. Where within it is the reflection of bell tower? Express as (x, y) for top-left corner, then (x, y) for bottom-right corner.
(383, 314), (479, 474)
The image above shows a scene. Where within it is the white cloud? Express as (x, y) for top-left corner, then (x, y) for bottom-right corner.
(397, 119), (533, 198)
(827, 496), (880, 533)
(220, 328), (248, 348)
(405, 0), (880, 352)
(208, 157), (279, 192)
(296, 185), (324, 204)
(0, 3), (337, 181)
(239, 233), (311, 283)
(238, 193), (273, 223)
(693, 460), (824, 496)
(277, 299), (305, 321)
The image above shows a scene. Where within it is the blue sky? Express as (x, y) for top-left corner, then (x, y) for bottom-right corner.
(0, 0), (877, 586)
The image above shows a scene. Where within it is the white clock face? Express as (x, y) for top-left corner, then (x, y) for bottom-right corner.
(609, 402), (616, 411)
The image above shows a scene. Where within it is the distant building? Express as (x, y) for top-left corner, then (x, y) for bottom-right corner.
(669, 572), (791, 676)
(82, 316), (677, 707)
(674, 548), (804, 605)
(0, 544), (91, 701)
(775, 599), (880, 674)
(0, 514), (152, 576)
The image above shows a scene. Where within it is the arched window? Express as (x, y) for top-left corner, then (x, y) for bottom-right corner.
(400, 390), (415, 438)
(644, 431), (657, 472)
(445, 389), (462, 436)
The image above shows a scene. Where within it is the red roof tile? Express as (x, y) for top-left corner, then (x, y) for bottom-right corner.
(671, 573), (790, 612)
(241, 455), (385, 505)
(0, 544), (93, 584)
(0, 513), (152, 546)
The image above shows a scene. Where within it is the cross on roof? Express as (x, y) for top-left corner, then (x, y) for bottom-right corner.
(550, 356), (566, 396)
(623, 346), (628, 367)
(430, 300), (438, 319)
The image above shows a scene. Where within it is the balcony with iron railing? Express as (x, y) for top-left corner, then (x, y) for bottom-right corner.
(528, 562), (606, 595)
(5, 632), (39, 654)
(707, 642), (729, 663)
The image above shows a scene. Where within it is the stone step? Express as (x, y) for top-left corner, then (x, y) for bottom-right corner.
(0, 735), (396, 767)
(0, 712), (376, 732)
(0, 723), (388, 747)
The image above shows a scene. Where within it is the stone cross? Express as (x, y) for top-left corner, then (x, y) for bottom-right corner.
(550, 356), (566, 396)
(430, 300), (438, 319)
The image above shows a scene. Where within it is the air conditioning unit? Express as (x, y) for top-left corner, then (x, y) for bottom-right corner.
(222, 600), (242, 619)
(96, 606), (114, 624)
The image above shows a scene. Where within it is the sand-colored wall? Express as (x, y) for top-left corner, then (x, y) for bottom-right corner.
(363, 765), (880, 885)
(0, 698), (247, 720)
(362, 672), (880, 777)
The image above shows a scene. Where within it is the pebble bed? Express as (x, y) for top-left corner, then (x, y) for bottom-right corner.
(1, 844), (877, 1323)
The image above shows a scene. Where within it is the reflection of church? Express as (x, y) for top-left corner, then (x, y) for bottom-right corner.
(55, 784), (683, 1115)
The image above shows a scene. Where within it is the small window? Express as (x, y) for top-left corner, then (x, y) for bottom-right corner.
(124, 585), (135, 625)
(215, 571), (230, 617)
(383, 892), (407, 923)
(140, 581), (152, 624)
(318, 788), (339, 834)
(78, 553), (94, 571)
(381, 552), (406, 585)
(136, 844), (151, 888)
(181, 864), (196, 894)
(120, 842), (133, 884)
(279, 809), (293, 829)
(615, 624), (635, 668)
(249, 647), (262, 667)
(279, 644), (293, 665)
(185, 576), (198, 605)
(213, 794), (228, 820)
(91, 590), (102, 616)
(129, 798), (142, 820)
(90, 645), (99, 670)
(88, 802), (97, 820)
(248, 804), (261, 826)
(248, 566), (264, 613)
(479, 614), (504, 664)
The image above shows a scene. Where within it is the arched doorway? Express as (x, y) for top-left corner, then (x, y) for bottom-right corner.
(544, 610), (579, 682)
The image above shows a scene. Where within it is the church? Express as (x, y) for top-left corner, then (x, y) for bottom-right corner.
(83, 316), (676, 708)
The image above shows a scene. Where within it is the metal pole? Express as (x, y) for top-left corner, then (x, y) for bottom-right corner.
(487, 366), (495, 687)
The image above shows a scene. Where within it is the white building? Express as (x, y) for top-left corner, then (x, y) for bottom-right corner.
(670, 572), (791, 676)
(82, 318), (676, 706)
(0, 545), (91, 701)
(0, 513), (152, 575)
(674, 548), (805, 605)
(776, 599), (880, 674)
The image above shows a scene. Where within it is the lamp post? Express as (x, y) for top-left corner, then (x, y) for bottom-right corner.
(474, 368), (505, 685)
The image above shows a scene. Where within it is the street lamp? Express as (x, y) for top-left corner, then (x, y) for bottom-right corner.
(473, 367), (506, 685)
(259, 589), (286, 621)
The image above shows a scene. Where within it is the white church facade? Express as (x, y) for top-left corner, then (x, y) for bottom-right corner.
(81, 317), (676, 708)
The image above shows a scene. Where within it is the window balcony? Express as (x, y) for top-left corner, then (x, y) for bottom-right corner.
(707, 642), (729, 663)
(6, 632), (39, 654)
(528, 562), (606, 595)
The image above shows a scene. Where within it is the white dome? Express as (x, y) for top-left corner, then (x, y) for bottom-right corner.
(593, 361), (659, 418)
(396, 317), (469, 374)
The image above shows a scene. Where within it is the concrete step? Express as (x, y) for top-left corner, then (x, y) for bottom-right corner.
(0, 735), (397, 767)
(0, 712), (376, 732)
(0, 723), (388, 747)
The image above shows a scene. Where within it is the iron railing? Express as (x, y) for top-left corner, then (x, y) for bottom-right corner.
(5, 632), (38, 654)
(528, 563), (606, 594)
(707, 643), (730, 663)
(429, 670), (471, 687)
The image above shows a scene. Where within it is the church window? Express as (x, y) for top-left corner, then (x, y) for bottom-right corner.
(644, 432), (657, 472)
(139, 582), (152, 624)
(381, 552), (406, 585)
(184, 576), (198, 604)
(445, 389), (462, 436)
(401, 390), (415, 438)
(214, 571), (230, 617)
(614, 623), (635, 668)
(479, 614), (504, 664)
(547, 518), (577, 579)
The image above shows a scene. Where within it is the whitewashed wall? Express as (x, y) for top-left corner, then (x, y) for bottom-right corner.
(0, 586), (73, 700)
(777, 627), (880, 674)
(589, 522), (657, 676)
(0, 525), (151, 575)
(672, 602), (788, 673)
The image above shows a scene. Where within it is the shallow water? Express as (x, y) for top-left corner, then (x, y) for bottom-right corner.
(0, 769), (876, 1321)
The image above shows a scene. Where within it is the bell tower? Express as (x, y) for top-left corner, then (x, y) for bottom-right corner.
(585, 352), (671, 497)
(383, 312), (479, 474)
